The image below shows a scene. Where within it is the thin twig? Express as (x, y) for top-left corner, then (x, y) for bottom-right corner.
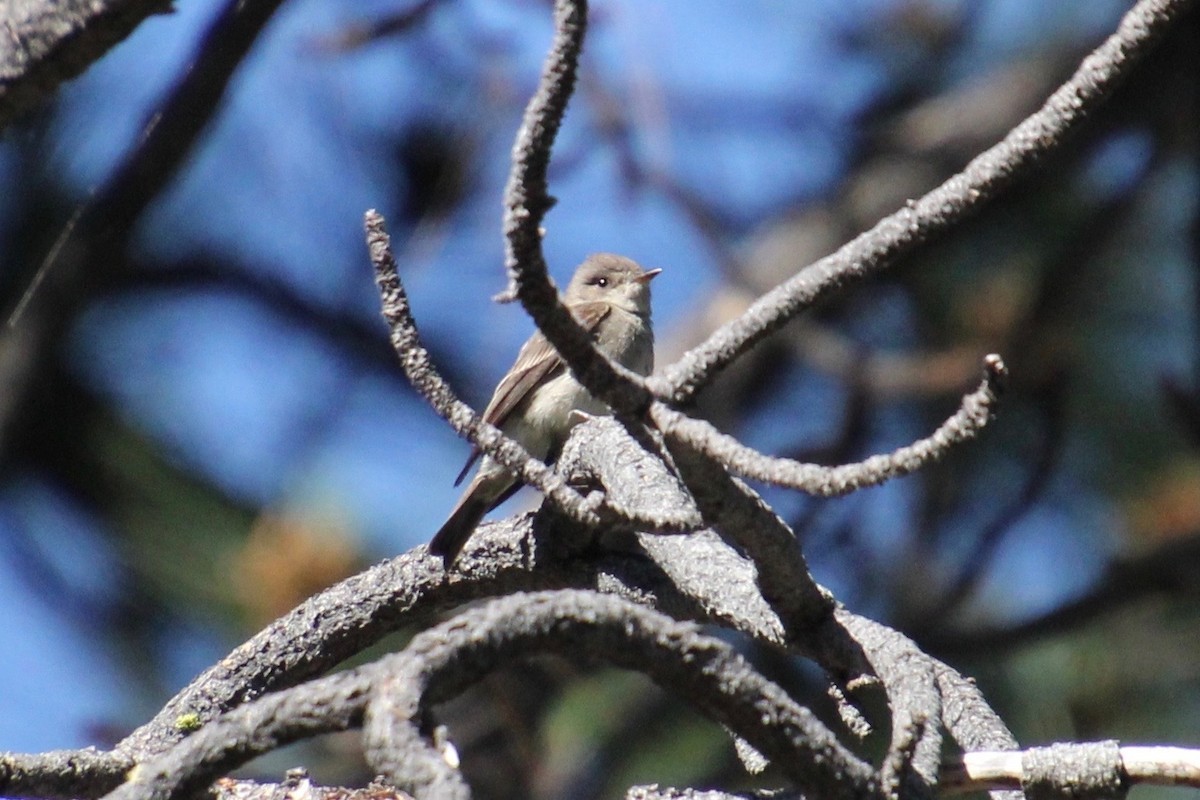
(652, 356), (1007, 497)
(365, 210), (602, 529)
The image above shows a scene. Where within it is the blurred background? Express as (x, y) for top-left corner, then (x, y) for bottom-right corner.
(1, 0), (1197, 797)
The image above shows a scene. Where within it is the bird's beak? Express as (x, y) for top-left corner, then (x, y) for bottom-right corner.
(637, 268), (663, 284)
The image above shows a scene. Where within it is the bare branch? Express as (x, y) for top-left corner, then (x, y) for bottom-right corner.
(651, 0), (1195, 405)
(109, 500), (718, 762)
(104, 667), (381, 800)
(555, 414), (704, 534)
(837, 614), (942, 800)
(941, 744), (1200, 795)
(103, 591), (878, 800)
(0, 0), (170, 132)
(1, 484), (1018, 800)
(664, 436), (834, 636)
(365, 209), (602, 529)
(109, 526), (543, 759)
(364, 590), (880, 800)
(0, 750), (129, 800)
(653, 357), (1005, 497)
(498, 0), (654, 419)
(933, 667), (1021, 800)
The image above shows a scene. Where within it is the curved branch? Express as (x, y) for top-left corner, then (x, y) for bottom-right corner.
(366, 210), (602, 528)
(498, 0), (654, 419)
(653, 356), (1006, 497)
(102, 591), (879, 800)
(651, 0), (1195, 405)
(364, 590), (880, 800)
(104, 667), (380, 800)
(2, 502), (1018, 800)
(111, 513), (692, 761)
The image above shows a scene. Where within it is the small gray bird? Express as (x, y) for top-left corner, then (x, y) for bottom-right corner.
(429, 253), (660, 564)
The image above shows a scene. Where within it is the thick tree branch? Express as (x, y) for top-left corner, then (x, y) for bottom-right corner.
(2, 496), (1018, 799)
(554, 413), (704, 534)
(562, 421), (1016, 795)
(665, 437), (834, 636)
(362, 591), (878, 800)
(109, 516), (686, 762)
(102, 591), (879, 800)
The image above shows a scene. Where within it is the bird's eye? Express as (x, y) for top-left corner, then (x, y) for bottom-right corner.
(594, 277), (609, 288)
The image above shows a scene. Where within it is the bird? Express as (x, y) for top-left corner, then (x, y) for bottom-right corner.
(429, 253), (660, 564)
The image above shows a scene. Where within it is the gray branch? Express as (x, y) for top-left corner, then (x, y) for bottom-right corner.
(361, 590), (879, 800)
(650, 0), (1195, 405)
(0, 0), (167, 131)
(651, 356), (1006, 497)
(100, 591), (879, 800)
(498, 0), (655, 419)
(366, 209), (602, 528)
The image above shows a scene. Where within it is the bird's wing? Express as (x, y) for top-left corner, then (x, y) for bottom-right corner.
(454, 301), (613, 485)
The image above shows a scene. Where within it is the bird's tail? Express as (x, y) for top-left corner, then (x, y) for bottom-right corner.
(429, 495), (489, 565)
